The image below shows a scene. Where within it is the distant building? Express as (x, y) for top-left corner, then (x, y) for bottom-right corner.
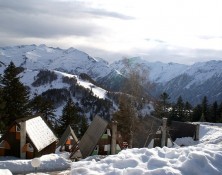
(91, 128), (123, 156)
(0, 116), (58, 159)
(57, 125), (78, 152)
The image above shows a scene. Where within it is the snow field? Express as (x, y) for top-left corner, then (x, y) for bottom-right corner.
(71, 144), (222, 175)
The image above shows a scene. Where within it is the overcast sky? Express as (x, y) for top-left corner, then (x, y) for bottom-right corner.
(1, 0), (222, 64)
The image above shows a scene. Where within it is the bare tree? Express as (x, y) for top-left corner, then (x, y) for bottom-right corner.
(113, 58), (151, 148)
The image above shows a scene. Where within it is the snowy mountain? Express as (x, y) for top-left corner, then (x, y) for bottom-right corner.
(20, 69), (116, 120)
(111, 57), (222, 105)
(0, 45), (121, 119)
(0, 45), (116, 80)
(0, 45), (152, 119)
(0, 45), (222, 107)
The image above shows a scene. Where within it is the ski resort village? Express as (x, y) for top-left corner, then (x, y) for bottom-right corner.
(1, 1), (222, 174)
(0, 45), (222, 175)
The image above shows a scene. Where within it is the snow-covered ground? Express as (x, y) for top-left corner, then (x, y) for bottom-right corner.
(71, 123), (222, 175)
(1, 123), (222, 175)
(0, 153), (71, 174)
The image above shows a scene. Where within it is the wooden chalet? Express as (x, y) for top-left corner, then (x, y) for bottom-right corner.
(70, 116), (125, 159)
(144, 117), (199, 148)
(91, 127), (123, 156)
(0, 116), (58, 159)
(57, 125), (78, 152)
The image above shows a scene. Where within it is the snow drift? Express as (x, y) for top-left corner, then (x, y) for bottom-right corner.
(71, 123), (222, 175)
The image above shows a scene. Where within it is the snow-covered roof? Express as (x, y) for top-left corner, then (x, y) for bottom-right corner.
(25, 116), (57, 151)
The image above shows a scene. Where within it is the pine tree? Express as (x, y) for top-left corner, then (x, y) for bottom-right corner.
(174, 96), (184, 121)
(0, 87), (6, 133)
(79, 115), (88, 137)
(29, 94), (56, 125)
(209, 101), (219, 122)
(184, 101), (192, 121)
(219, 102), (222, 122)
(192, 104), (202, 122)
(201, 96), (209, 121)
(1, 61), (30, 125)
(155, 92), (170, 119)
(58, 98), (81, 137)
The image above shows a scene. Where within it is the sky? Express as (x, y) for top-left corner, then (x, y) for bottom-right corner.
(1, 0), (222, 64)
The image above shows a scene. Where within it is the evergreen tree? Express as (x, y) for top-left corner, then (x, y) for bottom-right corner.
(169, 105), (177, 122)
(209, 101), (219, 122)
(155, 92), (170, 119)
(0, 87), (6, 133)
(174, 96), (184, 121)
(58, 98), (81, 137)
(201, 96), (209, 121)
(192, 104), (202, 122)
(219, 102), (222, 122)
(29, 94), (56, 125)
(1, 61), (30, 125)
(79, 115), (88, 137)
(184, 101), (192, 121)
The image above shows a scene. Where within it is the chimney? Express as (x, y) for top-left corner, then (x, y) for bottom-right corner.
(111, 120), (117, 155)
(20, 121), (26, 159)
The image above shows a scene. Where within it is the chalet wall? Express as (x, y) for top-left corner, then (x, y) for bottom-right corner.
(169, 121), (197, 141)
(4, 124), (20, 157)
(37, 142), (57, 157)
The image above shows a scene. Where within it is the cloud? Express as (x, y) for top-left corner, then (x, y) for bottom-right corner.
(145, 39), (166, 44)
(0, 0), (132, 39)
(85, 8), (134, 20)
(198, 35), (222, 40)
(0, 0), (134, 19)
(0, 12), (102, 38)
(1, 0), (222, 65)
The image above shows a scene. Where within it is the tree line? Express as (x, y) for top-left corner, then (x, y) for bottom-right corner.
(154, 92), (222, 123)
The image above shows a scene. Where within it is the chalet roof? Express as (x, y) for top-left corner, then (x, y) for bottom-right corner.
(0, 115), (57, 152)
(24, 116), (57, 151)
(57, 125), (78, 148)
(75, 116), (108, 158)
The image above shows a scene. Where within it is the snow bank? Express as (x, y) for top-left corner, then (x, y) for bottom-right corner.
(0, 169), (12, 175)
(0, 154), (71, 174)
(174, 137), (197, 146)
(71, 123), (222, 175)
(71, 144), (222, 175)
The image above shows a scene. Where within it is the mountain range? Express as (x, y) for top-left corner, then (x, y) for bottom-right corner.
(0, 44), (221, 112)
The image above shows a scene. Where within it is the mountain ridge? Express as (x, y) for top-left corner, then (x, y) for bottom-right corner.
(0, 44), (222, 105)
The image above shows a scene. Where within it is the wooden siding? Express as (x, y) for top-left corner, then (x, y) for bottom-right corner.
(0, 148), (5, 156)
(57, 125), (78, 152)
(169, 121), (197, 141)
